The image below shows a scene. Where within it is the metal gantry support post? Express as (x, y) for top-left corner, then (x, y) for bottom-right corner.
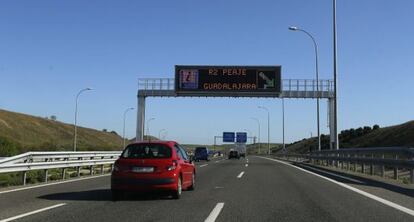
(136, 95), (146, 141)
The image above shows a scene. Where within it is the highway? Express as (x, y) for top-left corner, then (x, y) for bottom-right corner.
(0, 156), (413, 222)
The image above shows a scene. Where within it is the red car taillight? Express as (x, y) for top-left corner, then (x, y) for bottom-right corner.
(166, 160), (178, 171)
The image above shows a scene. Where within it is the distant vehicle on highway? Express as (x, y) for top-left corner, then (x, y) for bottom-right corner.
(228, 150), (240, 159)
(194, 147), (210, 161)
(234, 143), (246, 158)
(111, 141), (195, 200)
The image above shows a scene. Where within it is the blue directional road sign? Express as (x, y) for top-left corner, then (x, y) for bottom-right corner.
(236, 132), (247, 143)
(223, 132), (235, 142)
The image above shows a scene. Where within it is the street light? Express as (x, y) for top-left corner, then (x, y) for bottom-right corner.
(282, 99), (285, 152)
(158, 129), (167, 140)
(289, 25), (321, 152)
(250, 117), (261, 154)
(123, 107), (134, 148)
(145, 118), (155, 140)
(258, 106), (270, 155)
(73, 87), (93, 152)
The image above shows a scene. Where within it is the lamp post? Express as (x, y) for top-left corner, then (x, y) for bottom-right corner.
(258, 106), (270, 155)
(333, 0), (339, 150)
(282, 99), (285, 152)
(251, 117), (261, 154)
(73, 88), (93, 152)
(123, 107), (134, 148)
(159, 129), (167, 140)
(146, 118), (155, 140)
(289, 26), (321, 152)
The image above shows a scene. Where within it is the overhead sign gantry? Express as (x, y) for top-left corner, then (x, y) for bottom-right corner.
(136, 65), (338, 149)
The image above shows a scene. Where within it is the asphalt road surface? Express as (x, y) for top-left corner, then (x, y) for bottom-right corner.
(0, 156), (413, 222)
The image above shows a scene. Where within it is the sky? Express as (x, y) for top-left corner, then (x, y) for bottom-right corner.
(1, 0), (413, 145)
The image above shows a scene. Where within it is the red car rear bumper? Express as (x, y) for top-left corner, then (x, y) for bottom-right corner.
(111, 173), (178, 192)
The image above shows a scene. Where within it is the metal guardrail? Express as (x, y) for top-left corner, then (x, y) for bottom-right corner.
(0, 151), (122, 185)
(275, 147), (414, 184)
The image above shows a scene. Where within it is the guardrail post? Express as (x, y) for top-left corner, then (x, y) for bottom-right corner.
(361, 154), (365, 174)
(111, 164), (114, 172)
(370, 154), (374, 175)
(62, 168), (67, 180)
(90, 165), (94, 175)
(410, 168), (414, 184)
(380, 154), (385, 178)
(77, 166), (81, 177)
(393, 155), (398, 180)
(45, 169), (48, 183)
(22, 171), (27, 186)
(346, 154), (350, 171)
(101, 165), (104, 174)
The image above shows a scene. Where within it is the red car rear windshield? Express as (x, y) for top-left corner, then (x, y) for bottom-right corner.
(121, 144), (172, 159)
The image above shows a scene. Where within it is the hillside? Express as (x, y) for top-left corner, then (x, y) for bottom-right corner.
(285, 121), (414, 154)
(0, 109), (124, 156)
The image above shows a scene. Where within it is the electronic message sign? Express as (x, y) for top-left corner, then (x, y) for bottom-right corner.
(223, 132), (235, 142)
(175, 65), (281, 96)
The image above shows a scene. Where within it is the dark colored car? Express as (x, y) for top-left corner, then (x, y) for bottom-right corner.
(111, 141), (195, 200)
(194, 147), (210, 161)
(228, 150), (240, 159)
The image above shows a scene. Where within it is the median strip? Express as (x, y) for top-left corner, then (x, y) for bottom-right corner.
(237, 171), (245, 178)
(0, 203), (67, 222)
(204, 203), (224, 222)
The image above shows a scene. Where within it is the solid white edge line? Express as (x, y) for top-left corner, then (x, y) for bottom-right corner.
(0, 203), (67, 222)
(257, 156), (414, 217)
(237, 171), (245, 178)
(0, 174), (110, 195)
(303, 164), (364, 184)
(204, 203), (225, 222)
(199, 164), (208, 168)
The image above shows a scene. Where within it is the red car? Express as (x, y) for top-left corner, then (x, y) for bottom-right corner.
(111, 141), (195, 200)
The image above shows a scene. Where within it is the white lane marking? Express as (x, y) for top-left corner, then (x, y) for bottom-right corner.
(204, 203), (224, 222)
(237, 171), (245, 178)
(303, 165), (364, 184)
(246, 159), (249, 163)
(0, 203), (67, 222)
(257, 156), (414, 217)
(215, 160), (219, 163)
(0, 174), (109, 195)
(199, 164), (208, 168)
(245, 164), (248, 167)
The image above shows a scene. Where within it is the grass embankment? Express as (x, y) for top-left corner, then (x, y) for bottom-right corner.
(0, 109), (124, 156)
(285, 121), (414, 154)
